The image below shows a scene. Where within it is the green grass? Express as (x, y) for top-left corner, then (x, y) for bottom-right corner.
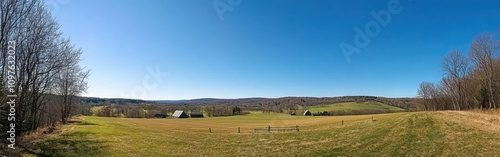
(307, 101), (404, 113)
(23, 111), (500, 157)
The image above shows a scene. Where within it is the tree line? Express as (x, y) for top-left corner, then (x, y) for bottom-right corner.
(418, 32), (500, 111)
(84, 103), (246, 118)
(85, 95), (419, 118)
(80, 96), (419, 112)
(157, 96), (415, 111)
(0, 0), (89, 141)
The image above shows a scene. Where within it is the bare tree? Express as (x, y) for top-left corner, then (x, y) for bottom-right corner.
(53, 38), (89, 124)
(417, 82), (436, 111)
(441, 50), (469, 110)
(419, 32), (500, 111)
(1, 0), (89, 137)
(469, 33), (498, 109)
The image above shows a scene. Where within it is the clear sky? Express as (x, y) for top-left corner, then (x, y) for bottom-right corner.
(49, 0), (500, 100)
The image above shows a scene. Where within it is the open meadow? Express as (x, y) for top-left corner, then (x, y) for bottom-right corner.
(2, 1), (500, 157)
(22, 110), (500, 157)
(306, 101), (405, 113)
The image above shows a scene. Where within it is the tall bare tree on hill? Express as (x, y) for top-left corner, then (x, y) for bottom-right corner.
(441, 50), (469, 110)
(53, 38), (89, 124)
(469, 34), (498, 109)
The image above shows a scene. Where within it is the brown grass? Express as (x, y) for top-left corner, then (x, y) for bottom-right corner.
(437, 110), (500, 135)
(0, 117), (84, 157)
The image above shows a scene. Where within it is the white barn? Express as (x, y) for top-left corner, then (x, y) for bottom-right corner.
(172, 110), (189, 118)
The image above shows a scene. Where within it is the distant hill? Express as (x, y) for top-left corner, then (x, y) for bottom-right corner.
(78, 96), (420, 110)
(152, 100), (189, 104)
(306, 101), (405, 115)
(151, 97), (269, 104)
(78, 97), (149, 104)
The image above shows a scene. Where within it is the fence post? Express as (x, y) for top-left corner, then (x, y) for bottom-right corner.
(268, 125), (271, 132)
(296, 125), (299, 131)
(238, 127), (240, 133)
(372, 116), (374, 121)
(342, 120), (344, 126)
(209, 127), (211, 133)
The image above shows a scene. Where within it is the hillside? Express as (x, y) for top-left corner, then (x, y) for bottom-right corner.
(79, 96), (420, 111)
(306, 102), (405, 113)
(78, 97), (149, 104)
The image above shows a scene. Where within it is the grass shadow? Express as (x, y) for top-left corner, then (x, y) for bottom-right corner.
(76, 121), (99, 126)
(68, 119), (99, 125)
(24, 131), (108, 157)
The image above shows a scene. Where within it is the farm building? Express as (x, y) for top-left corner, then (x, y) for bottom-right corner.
(190, 113), (204, 118)
(303, 110), (312, 116)
(154, 114), (167, 118)
(172, 110), (189, 118)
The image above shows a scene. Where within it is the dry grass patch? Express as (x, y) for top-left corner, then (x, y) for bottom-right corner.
(437, 111), (500, 135)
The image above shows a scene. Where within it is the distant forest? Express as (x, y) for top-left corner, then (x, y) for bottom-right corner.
(78, 96), (420, 118)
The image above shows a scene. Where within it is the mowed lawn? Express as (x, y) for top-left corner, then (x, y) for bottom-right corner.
(25, 111), (500, 157)
(307, 102), (405, 113)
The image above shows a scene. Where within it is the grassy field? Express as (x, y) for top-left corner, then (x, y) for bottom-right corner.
(23, 111), (500, 157)
(306, 101), (405, 113)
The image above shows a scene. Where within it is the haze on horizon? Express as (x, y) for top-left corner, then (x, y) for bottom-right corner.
(52, 0), (500, 100)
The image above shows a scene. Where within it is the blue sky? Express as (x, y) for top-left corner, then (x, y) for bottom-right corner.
(50, 0), (500, 100)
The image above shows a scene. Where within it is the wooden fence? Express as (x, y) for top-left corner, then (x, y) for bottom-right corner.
(206, 116), (378, 133)
(253, 125), (299, 133)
